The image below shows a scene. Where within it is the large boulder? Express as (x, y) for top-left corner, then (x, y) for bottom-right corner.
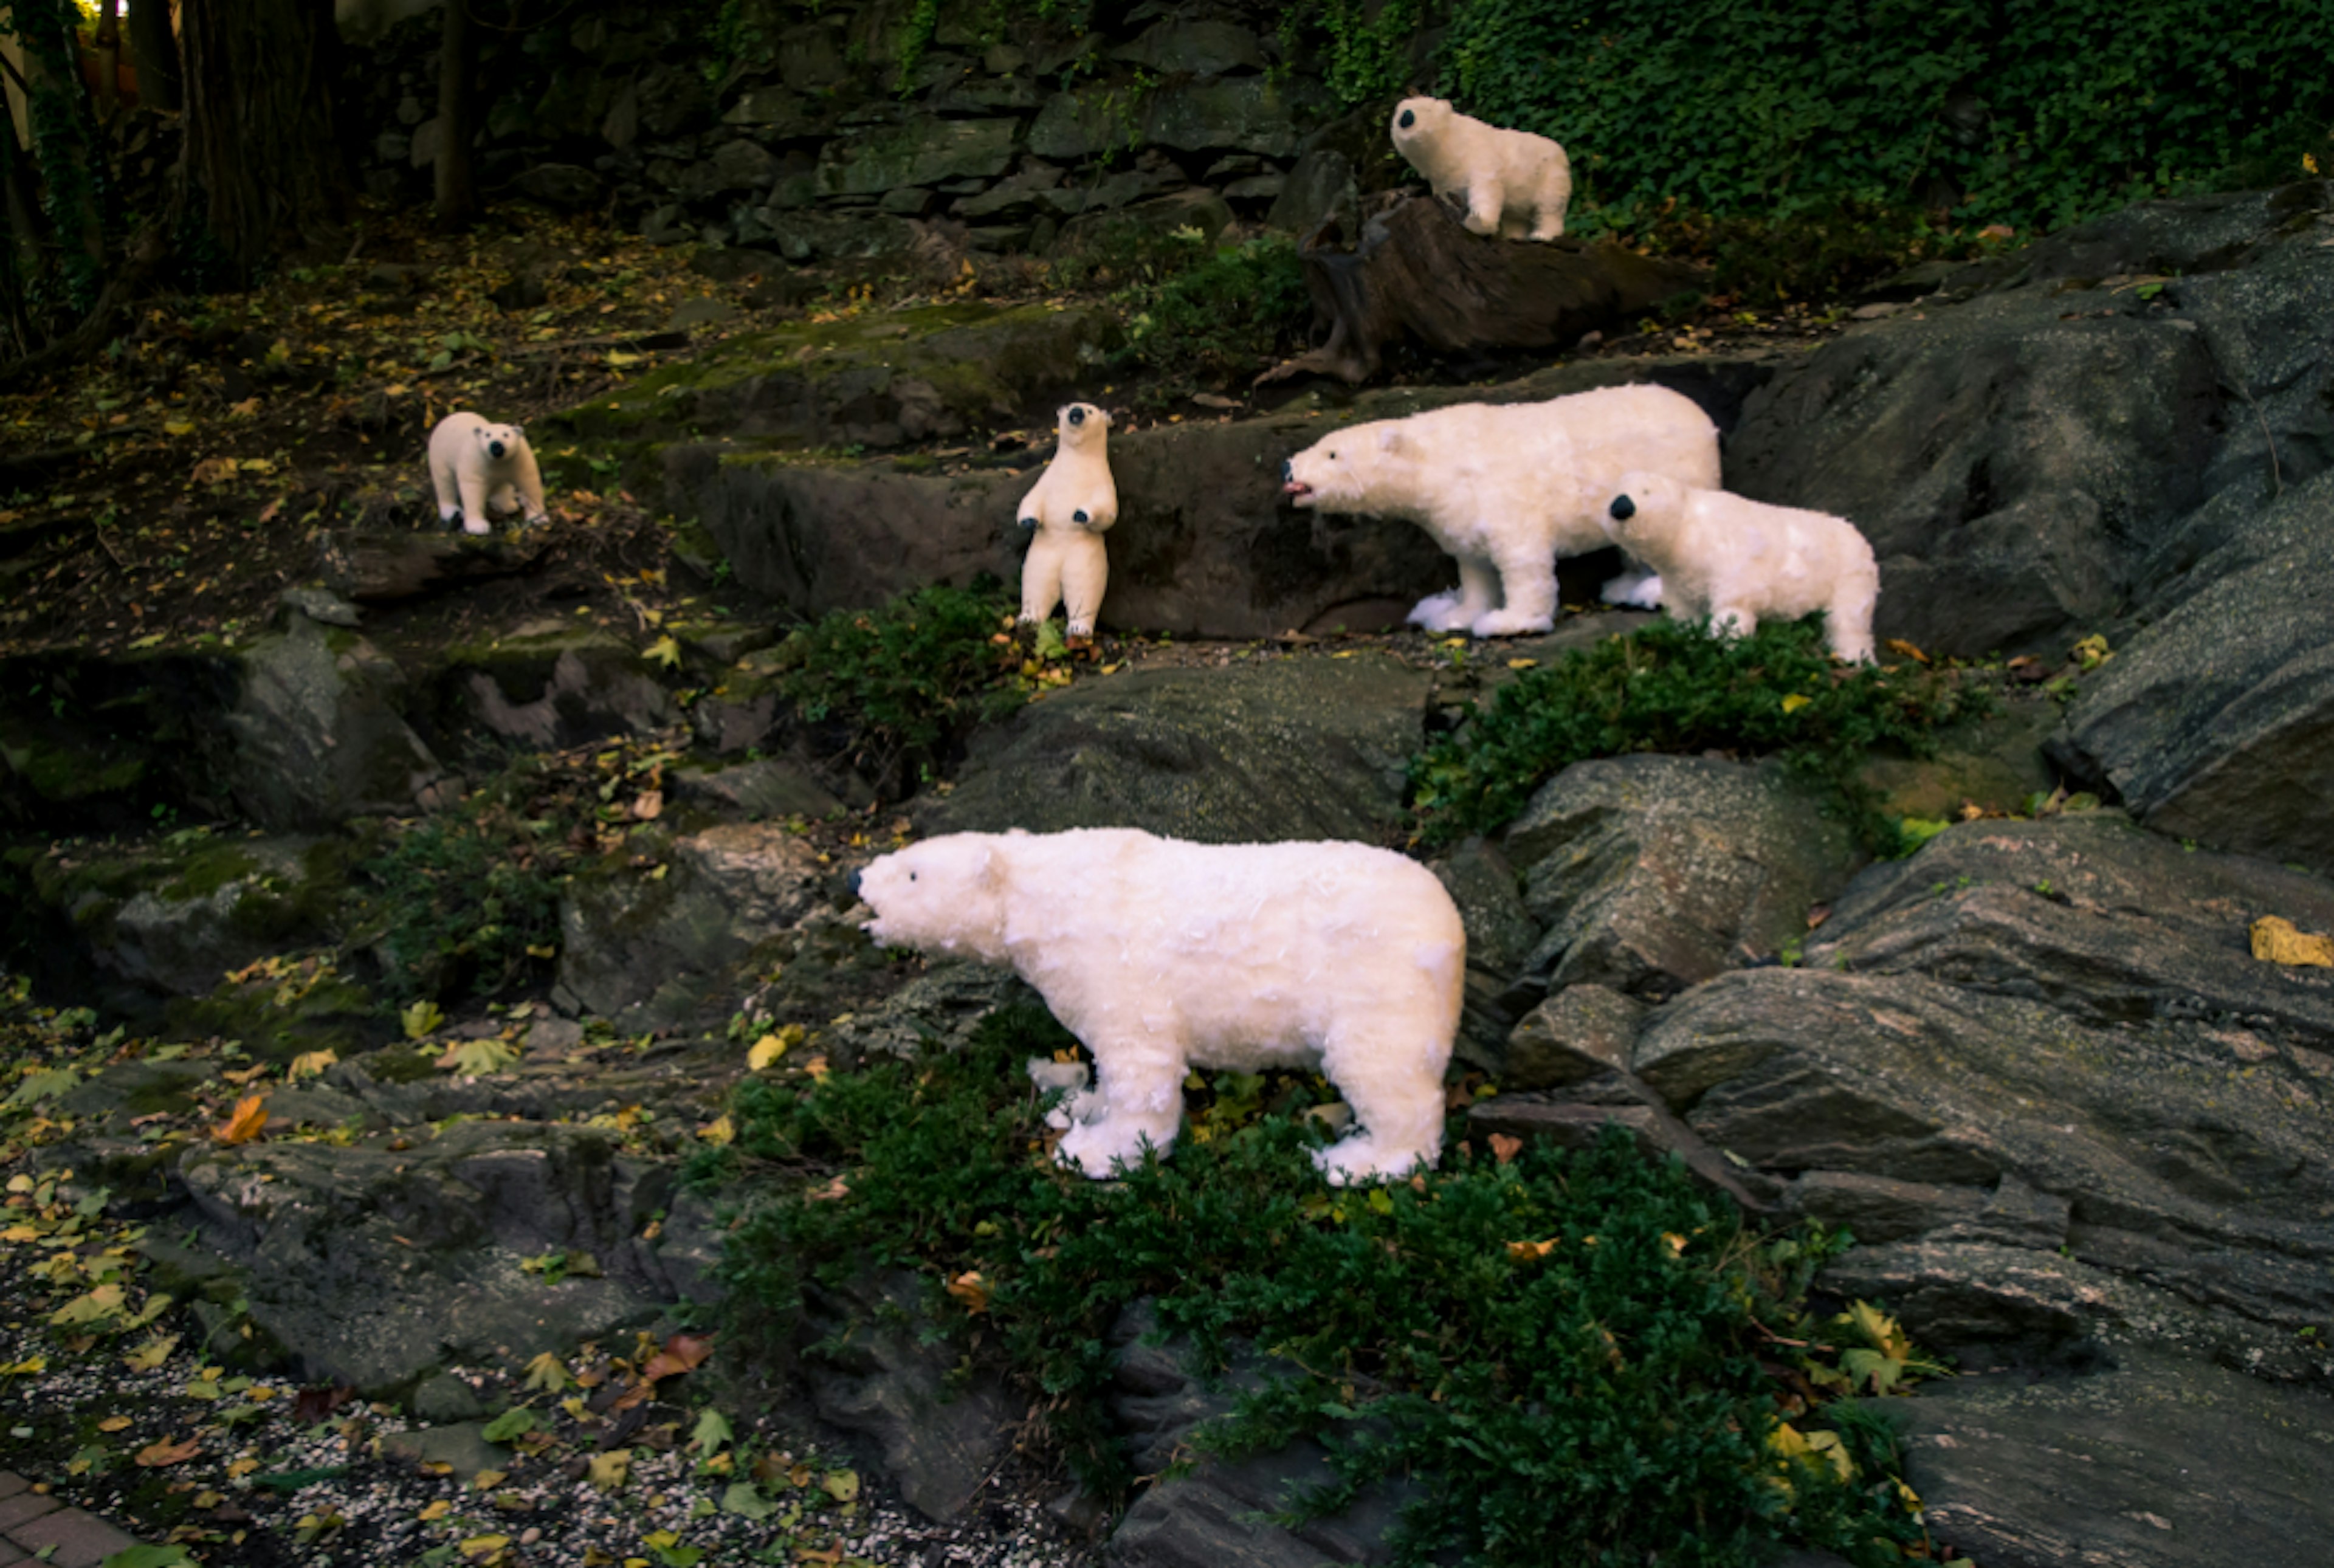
(224, 614), (444, 830)
(921, 653), (1431, 844)
(427, 620), (681, 753)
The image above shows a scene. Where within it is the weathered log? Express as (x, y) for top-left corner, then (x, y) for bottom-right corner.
(1258, 193), (1709, 387)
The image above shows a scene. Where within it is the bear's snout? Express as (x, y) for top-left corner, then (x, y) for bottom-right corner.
(1398, 108), (1415, 129)
(1067, 406), (1086, 426)
(1609, 494), (1636, 521)
(488, 440), (507, 459)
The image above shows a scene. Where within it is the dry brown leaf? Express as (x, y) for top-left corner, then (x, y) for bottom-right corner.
(1487, 1132), (1523, 1166)
(1883, 638), (1929, 664)
(98, 1414), (133, 1432)
(640, 1332), (715, 1382)
(136, 1434), (202, 1467)
(945, 1270), (990, 1314)
(214, 1095), (268, 1145)
(2251, 916), (2334, 968)
(1504, 1238), (1557, 1261)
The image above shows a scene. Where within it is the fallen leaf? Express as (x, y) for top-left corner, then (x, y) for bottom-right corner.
(697, 1115), (734, 1146)
(523, 1352), (573, 1393)
(401, 999), (444, 1040)
(458, 1536), (511, 1561)
(98, 1414), (133, 1431)
(746, 1025), (801, 1071)
(1779, 693), (1812, 714)
(190, 457), (238, 486)
(1504, 1237), (1557, 1261)
(628, 788), (664, 821)
(945, 1270), (990, 1314)
(1883, 638), (1929, 664)
(163, 420), (195, 436)
(123, 1334), (178, 1371)
(136, 1434), (203, 1467)
(418, 1499), (452, 1521)
(214, 1095), (268, 1145)
(1487, 1133), (1522, 1165)
(587, 1448), (631, 1493)
(641, 1332), (714, 1382)
(2252, 916), (2334, 968)
(818, 1467), (859, 1504)
(471, 1469), (507, 1490)
(644, 634), (682, 668)
(689, 1408), (733, 1458)
(437, 1037), (519, 1075)
(286, 1050), (337, 1081)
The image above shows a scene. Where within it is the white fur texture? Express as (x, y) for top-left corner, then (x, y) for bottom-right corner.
(1017, 403), (1117, 638)
(1282, 383), (1720, 637)
(858, 828), (1465, 1185)
(1391, 96), (1572, 242)
(428, 411), (548, 535)
(1600, 472), (1880, 662)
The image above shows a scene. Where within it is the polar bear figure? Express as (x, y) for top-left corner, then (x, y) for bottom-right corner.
(1282, 383), (1720, 637)
(1391, 96), (1572, 242)
(427, 411), (548, 535)
(855, 828), (1465, 1186)
(1017, 403), (1117, 638)
(1600, 472), (1879, 662)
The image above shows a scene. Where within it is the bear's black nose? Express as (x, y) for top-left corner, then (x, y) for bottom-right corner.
(489, 441), (506, 459)
(845, 868), (863, 898)
(1068, 406), (1086, 425)
(1609, 494), (1636, 521)
(1281, 458), (1293, 483)
(1399, 108), (1415, 129)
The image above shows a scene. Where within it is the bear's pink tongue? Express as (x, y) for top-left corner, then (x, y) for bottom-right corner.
(1282, 481), (1313, 501)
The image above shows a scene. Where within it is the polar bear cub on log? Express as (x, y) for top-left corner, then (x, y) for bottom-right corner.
(1601, 471), (1880, 662)
(855, 827), (1465, 1186)
(1391, 95), (1573, 241)
(1282, 382), (1720, 637)
(1017, 402), (1117, 638)
(427, 411), (548, 535)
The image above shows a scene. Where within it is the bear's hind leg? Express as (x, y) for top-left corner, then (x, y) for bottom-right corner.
(1059, 535), (1108, 639)
(1463, 178), (1505, 237)
(1826, 578), (1878, 663)
(431, 459), (463, 526)
(1019, 535), (1066, 627)
(1313, 1021), (1445, 1187)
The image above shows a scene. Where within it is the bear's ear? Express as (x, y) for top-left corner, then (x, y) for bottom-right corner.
(510, 423), (526, 437)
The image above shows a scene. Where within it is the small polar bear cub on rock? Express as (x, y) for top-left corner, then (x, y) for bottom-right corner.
(1017, 403), (1117, 638)
(1601, 472), (1880, 662)
(1391, 95), (1572, 241)
(1282, 383), (1720, 637)
(428, 411), (548, 535)
(855, 828), (1465, 1186)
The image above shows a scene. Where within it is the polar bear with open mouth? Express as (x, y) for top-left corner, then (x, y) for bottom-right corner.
(853, 827), (1465, 1185)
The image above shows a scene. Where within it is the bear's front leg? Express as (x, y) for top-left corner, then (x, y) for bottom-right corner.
(457, 472), (493, 537)
(1408, 556), (1499, 632)
(1470, 545), (1557, 638)
(1707, 603), (1760, 641)
(511, 443), (549, 522)
(1056, 1039), (1185, 1179)
(1463, 178), (1505, 237)
(1600, 565), (1664, 609)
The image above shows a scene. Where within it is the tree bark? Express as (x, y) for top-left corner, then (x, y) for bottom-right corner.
(126, 0), (181, 113)
(433, 0), (478, 228)
(179, 0), (349, 278)
(1258, 194), (1711, 388)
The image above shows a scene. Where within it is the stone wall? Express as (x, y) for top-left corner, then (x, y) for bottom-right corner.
(344, 1), (1404, 264)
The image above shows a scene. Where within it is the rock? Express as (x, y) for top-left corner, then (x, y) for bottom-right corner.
(1499, 984), (1646, 1089)
(817, 119), (1021, 198)
(802, 1270), (1023, 1522)
(1030, 78), (1325, 162)
(278, 585), (362, 628)
(410, 1371), (485, 1423)
(486, 273), (549, 311)
(1053, 189), (1235, 257)
(382, 1421), (506, 1477)
(317, 529), (548, 604)
(177, 1121), (677, 1392)
(1503, 756), (1862, 999)
(666, 755), (843, 821)
(431, 621), (681, 752)
(513, 163), (604, 211)
(1885, 1347), (2334, 1568)
(757, 210), (921, 266)
(707, 136), (779, 192)
(820, 961), (1032, 1064)
(1265, 149), (1357, 239)
(721, 87), (824, 138)
(224, 616), (443, 831)
(1723, 289), (2223, 658)
(923, 654), (1430, 844)
(1430, 838), (1542, 1069)
(556, 822), (825, 1028)
(1110, 19), (1265, 77)
(664, 295), (739, 332)
(1858, 696), (2059, 822)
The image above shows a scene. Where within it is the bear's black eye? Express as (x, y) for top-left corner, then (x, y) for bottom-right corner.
(909, 871), (917, 881)
(1327, 450), (1337, 459)
(1399, 109), (1415, 129)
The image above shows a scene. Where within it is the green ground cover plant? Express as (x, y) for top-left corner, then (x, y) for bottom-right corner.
(1410, 617), (1988, 854)
(1114, 235), (1312, 386)
(698, 1005), (1949, 1567)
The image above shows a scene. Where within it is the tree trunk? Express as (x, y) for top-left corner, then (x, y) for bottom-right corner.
(180, 0), (349, 278)
(94, 0), (121, 119)
(1258, 194), (1711, 388)
(126, 0), (180, 113)
(433, 0), (478, 228)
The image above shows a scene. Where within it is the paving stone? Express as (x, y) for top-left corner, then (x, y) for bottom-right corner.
(9, 1507), (141, 1568)
(0, 1491), (60, 1532)
(0, 1539), (28, 1566)
(0, 1474), (23, 1500)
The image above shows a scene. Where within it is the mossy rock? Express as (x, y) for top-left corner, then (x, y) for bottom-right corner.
(425, 619), (683, 752)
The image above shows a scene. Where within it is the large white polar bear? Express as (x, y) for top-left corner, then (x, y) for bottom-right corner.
(854, 828), (1465, 1185)
(1391, 95), (1572, 241)
(1017, 402), (1117, 638)
(1281, 382), (1720, 637)
(1600, 471), (1880, 662)
(427, 411), (549, 535)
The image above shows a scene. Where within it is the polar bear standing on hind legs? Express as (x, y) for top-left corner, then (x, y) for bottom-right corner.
(853, 828), (1465, 1186)
(1017, 403), (1117, 639)
(1391, 95), (1573, 241)
(427, 411), (548, 535)
(1600, 471), (1880, 663)
(1281, 382), (1721, 638)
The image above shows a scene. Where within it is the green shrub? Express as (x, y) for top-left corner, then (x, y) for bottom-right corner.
(351, 780), (567, 1005)
(772, 580), (1027, 793)
(703, 1005), (1933, 1566)
(1115, 235), (1313, 384)
(1409, 617), (1988, 854)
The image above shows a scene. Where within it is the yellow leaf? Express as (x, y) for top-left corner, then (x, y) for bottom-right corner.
(287, 1050), (338, 1081)
(804, 1054), (830, 1082)
(819, 1467), (860, 1503)
(128, 633), (167, 650)
(124, 1333), (177, 1372)
(418, 1499), (452, 1521)
(588, 1449), (632, 1492)
(472, 1469), (507, 1490)
(98, 1415), (132, 1432)
(523, 1351), (573, 1393)
(1780, 693), (1812, 714)
(698, 1115), (735, 1146)
(2, 1353), (49, 1375)
(227, 1456), (261, 1479)
(215, 1095), (269, 1145)
(605, 350), (643, 368)
(1768, 1422), (1853, 1482)
(1662, 1233), (1689, 1259)
(2251, 916), (2334, 968)
(1882, 638), (1929, 664)
(1504, 1238), (1557, 1261)
(459, 1535), (512, 1560)
(164, 420), (195, 436)
(746, 1028), (798, 1071)
(946, 1270), (990, 1314)
(1505, 658), (1537, 670)
(644, 634), (682, 669)
(136, 1434), (204, 1467)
